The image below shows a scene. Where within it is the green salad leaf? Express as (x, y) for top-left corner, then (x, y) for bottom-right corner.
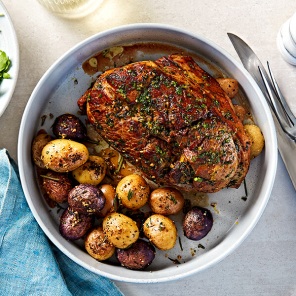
(0, 50), (11, 80)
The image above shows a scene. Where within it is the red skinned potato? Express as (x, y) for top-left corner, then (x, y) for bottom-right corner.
(42, 171), (72, 203)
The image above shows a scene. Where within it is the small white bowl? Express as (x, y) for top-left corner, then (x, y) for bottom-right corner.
(289, 12), (296, 45)
(280, 19), (296, 57)
(277, 23), (296, 66)
(18, 24), (277, 283)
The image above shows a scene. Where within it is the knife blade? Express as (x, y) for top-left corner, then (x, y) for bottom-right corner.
(228, 33), (296, 190)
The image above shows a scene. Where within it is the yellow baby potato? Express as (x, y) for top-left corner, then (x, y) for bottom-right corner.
(103, 212), (139, 249)
(72, 155), (106, 185)
(41, 139), (89, 172)
(32, 132), (52, 169)
(244, 124), (265, 159)
(99, 147), (136, 179)
(116, 174), (150, 210)
(143, 214), (177, 251)
(98, 184), (116, 217)
(85, 227), (115, 261)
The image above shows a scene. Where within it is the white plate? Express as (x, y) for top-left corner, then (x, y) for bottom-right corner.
(18, 24), (277, 283)
(0, 2), (19, 117)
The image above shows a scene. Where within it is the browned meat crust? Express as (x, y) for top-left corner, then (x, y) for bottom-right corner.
(78, 54), (251, 193)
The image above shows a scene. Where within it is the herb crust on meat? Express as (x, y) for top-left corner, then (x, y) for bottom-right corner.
(78, 54), (251, 193)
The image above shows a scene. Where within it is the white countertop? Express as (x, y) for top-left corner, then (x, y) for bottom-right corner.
(1, 0), (296, 295)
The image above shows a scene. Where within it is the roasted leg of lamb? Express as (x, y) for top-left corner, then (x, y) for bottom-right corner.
(78, 54), (251, 193)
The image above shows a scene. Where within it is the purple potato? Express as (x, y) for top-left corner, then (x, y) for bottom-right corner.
(116, 239), (156, 270)
(68, 184), (106, 215)
(59, 208), (93, 240)
(52, 113), (87, 141)
(183, 206), (213, 241)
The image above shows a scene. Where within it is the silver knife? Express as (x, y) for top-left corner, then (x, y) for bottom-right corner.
(228, 33), (296, 190)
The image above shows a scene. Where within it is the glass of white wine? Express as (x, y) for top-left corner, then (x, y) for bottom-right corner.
(37, 0), (104, 18)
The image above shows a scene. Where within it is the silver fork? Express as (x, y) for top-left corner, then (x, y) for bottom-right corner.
(258, 62), (296, 141)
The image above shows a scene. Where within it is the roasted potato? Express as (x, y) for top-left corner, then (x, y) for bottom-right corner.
(244, 124), (265, 159)
(32, 131), (52, 169)
(183, 206), (213, 241)
(216, 78), (239, 98)
(233, 104), (247, 122)
(103, 212), (139, 249)
(59, 208), (93, 240)
(42, 171), (72, 203)
(52, 113), (87, 141)
(98, 184), (116, 217)
(116, 174), (150, 210)
(68, 184), (106, 215)
(99, 147), (135, 179)
(116, 239), (156, 270)
(149, 187), (185, 215)
(41, 139), (89, 172)
(72, 155), (107, 185)
(85, 226), (115, 261)
(143, 214), (177, 250)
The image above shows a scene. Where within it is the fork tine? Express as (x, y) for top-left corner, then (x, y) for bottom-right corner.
(267, 62), (296, 126)
(258, 66), (283, 122)
(258, 64), (296, 141)
(258, 66), (293, 135)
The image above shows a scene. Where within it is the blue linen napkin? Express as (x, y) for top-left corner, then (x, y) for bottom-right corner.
(0, 148), (123, 296)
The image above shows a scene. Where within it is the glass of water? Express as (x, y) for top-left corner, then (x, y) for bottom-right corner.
(37, 0), (103, 18)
